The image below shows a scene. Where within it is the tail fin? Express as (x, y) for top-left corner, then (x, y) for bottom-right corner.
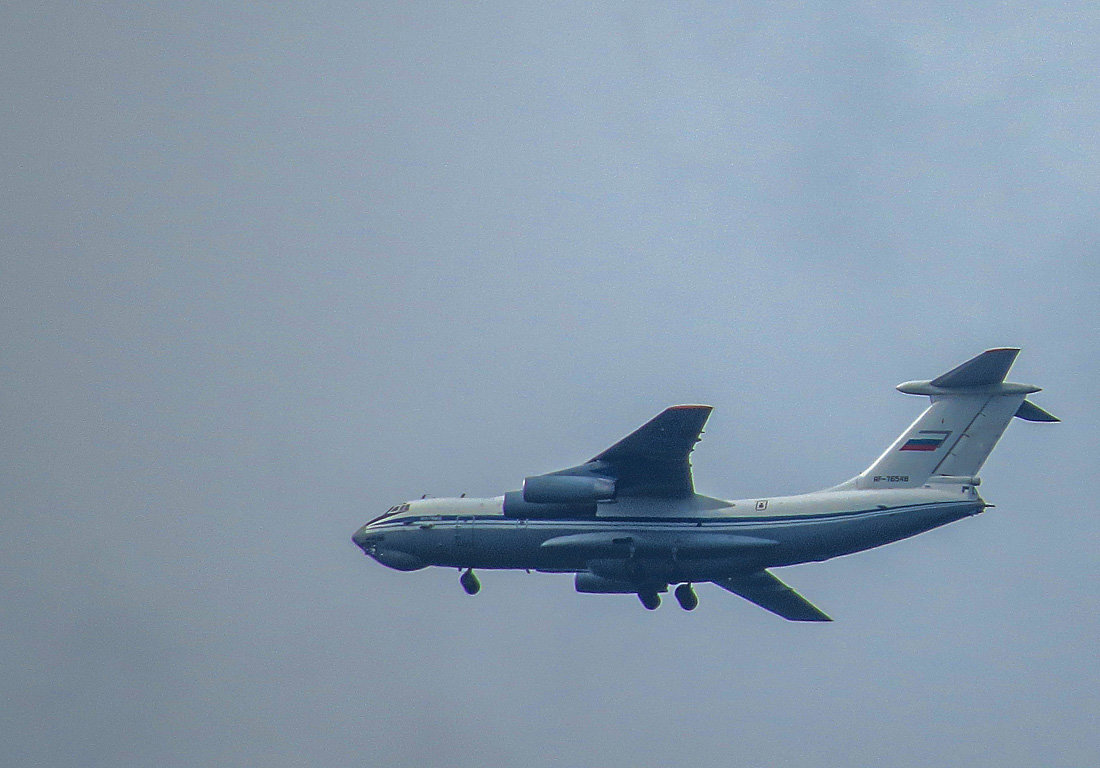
(838, 349), (1057, 490)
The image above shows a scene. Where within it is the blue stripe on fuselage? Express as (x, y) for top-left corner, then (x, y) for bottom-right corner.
(364, 502), (977, 532)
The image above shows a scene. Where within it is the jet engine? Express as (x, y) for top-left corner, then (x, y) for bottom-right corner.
(501, 491), (595, 519)
(522, 474), (615, 504)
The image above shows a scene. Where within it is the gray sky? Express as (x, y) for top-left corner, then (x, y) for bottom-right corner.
(2, 3), (1098, 766)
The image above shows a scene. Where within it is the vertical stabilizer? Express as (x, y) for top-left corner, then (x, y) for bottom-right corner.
(835, 349), (1056, 490)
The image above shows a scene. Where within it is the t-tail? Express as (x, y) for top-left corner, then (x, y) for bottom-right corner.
(835, 348), (1058, 490)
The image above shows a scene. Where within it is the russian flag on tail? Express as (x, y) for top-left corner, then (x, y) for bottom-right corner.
(900, 430), (951, 452)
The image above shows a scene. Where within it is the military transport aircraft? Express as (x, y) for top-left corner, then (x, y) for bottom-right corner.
(353, 349), (1057, 620)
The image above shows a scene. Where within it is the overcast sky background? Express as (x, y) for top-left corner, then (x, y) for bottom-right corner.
(3, 3), (1098, 766)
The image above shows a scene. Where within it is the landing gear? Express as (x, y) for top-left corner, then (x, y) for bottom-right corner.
(460, 569), (480, 595)
(638, 590), (661, 610)
(674, 583), (698, 611)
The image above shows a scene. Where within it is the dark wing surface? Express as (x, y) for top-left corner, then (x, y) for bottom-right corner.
(588, 405), (712, 498)
(713, 570), (832, 622)
(930, 347), (1019, 388)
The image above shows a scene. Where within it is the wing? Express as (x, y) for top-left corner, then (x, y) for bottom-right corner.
(712, 570), (832, 622)
(513, 405), (712, 511)
(587, 405), (712, 498)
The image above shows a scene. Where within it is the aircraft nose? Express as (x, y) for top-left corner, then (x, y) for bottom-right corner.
(352, 526), (370, 548)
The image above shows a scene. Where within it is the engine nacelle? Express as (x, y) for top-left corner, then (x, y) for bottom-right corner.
(574, 572), (638, 594)
(522, 474), (615, 504)
(501, 491), (596, 519)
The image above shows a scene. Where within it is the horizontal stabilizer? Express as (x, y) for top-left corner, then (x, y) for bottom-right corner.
(930, 348), (1019, 388)
(713, 570), (832, 621)
(1015, 400), (1060, 422)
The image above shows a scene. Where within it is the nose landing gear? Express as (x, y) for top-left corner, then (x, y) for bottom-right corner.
(460, 569), (480, 595)
(674, 583), (698, 611)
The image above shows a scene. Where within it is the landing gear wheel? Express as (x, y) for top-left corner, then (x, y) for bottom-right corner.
(638, 590), (661, 610)
(674, 583), (698, 611)
(460, 569), (480, 595)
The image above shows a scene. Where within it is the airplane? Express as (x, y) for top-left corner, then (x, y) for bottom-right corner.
(353, 349), (1057, 620)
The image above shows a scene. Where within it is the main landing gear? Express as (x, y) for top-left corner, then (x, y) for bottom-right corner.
(460, 568), (480, 595)
(638, 584), (697, 611)
(674, 583), (698, 611)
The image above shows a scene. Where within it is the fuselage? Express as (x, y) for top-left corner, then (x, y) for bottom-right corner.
(352, 484), (984, 584)
(353, 350), (1053, 616)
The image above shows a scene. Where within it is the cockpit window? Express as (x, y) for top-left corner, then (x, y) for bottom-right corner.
(367, 503), (411, 525)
